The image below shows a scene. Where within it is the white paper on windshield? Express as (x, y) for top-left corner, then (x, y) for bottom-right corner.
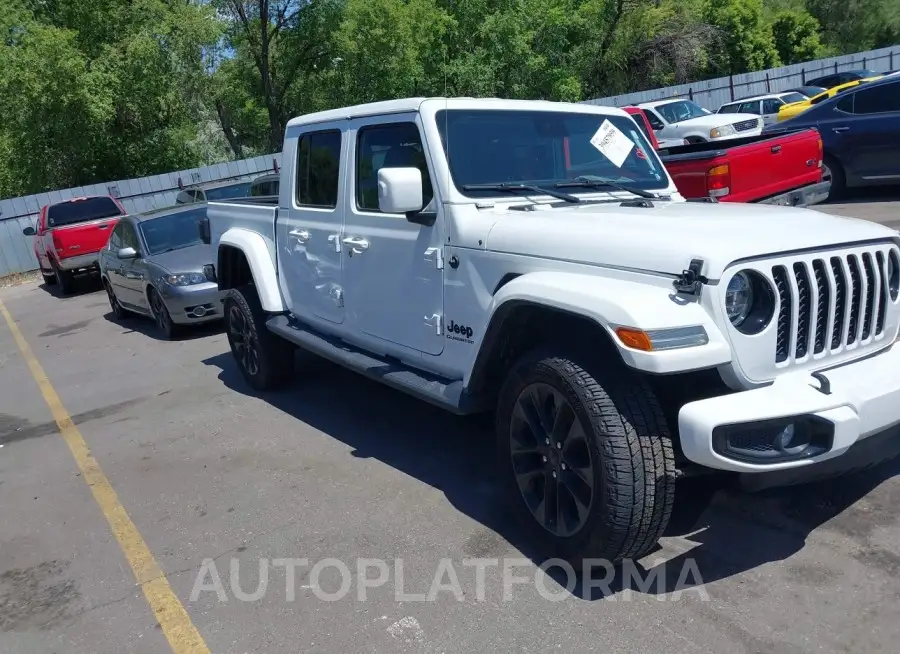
(589, 120), (634, 168)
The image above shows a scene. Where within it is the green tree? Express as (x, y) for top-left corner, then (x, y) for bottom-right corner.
(703, 0), (781, 75)
(771, 10), (824, 64)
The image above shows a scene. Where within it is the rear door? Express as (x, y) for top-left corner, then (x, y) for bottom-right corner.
(277, 124), (346, 324)
(761, 98), (784, 125)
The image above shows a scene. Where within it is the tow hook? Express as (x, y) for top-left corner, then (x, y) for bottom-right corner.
(673, 258), (708, 295)
(811, 371), (832, 395)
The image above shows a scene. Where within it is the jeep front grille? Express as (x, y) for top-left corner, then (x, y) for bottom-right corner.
(773, 248), (893, 363)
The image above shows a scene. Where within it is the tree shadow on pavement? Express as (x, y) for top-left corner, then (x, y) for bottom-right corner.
(202, 350), (900, 600)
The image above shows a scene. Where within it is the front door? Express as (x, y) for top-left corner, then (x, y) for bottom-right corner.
(277, 125), (345, 324)
(118, 221), (148, 309)
(341, 115), (444, 356)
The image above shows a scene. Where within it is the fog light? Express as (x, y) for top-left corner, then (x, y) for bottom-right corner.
(712, 416), (833, 464)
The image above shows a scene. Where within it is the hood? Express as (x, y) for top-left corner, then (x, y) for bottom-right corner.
(674, 113), (759, 129)
(147, 243), (212, 273)
(485, 200), (898, 279)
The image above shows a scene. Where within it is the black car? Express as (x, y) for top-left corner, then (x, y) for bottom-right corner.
(805, 69), (880, 90)
(762, 75), (900, 200)
(175, 179), (253, 204)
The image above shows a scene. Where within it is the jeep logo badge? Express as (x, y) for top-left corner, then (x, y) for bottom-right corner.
(446, 320), (474, 343)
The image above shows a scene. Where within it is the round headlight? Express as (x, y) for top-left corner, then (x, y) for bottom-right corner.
(726, 272), (753, 326)
(889, 250), (899, 302)
(725, 269), (776, 335)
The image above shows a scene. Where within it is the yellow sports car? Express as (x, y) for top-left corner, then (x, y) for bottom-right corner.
(777, 76), (884, 121)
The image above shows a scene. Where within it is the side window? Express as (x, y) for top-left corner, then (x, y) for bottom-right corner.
(718, 103), (739, 114)
(738, 101), (761, 114)
(108, 224), (123, 250)
(836, 94), (855, 113)
(120, 223), (139, 251)
(762, 98), (782, 114)
(853, 82), (900, 114)
(356, 122), (434, 213)
(644, 110), (665, 130)
(296, 130), (341, 208)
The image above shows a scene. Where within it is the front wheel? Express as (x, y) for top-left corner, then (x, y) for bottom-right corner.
(496, 349), (676, 567)
(148, 287), (179, 339)
(224, 285), (295, 391)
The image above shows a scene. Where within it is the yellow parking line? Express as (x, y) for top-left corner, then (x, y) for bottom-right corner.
(0, 299), (210, 654)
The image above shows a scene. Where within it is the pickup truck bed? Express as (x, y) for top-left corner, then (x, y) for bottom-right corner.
(659, 128), (829, 206)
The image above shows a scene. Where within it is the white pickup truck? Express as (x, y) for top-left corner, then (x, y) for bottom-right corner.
(201, 97), (900, 566)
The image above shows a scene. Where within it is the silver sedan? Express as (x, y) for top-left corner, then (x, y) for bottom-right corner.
(98, 205), (223, 339)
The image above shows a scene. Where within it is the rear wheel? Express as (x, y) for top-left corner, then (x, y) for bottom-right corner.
(52, 261), (75, 295)
(41, 269), (56, 285)
(224, 284), (295, 391)
(822, 155), (846, 202)
(496, 348), (676, 567)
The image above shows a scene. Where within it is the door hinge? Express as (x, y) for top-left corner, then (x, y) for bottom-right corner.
(424, 313), (442, 335)
(424, 247), (444, 269)
(330, 286), (344, 307)
(327, 233), (341, 253)
(673, 258), (708, 295)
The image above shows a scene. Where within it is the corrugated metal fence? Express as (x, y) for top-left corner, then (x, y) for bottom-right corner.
(0, 153), (282, 277)
(582, 45), (900, 110)
(2, 45), (898, 276)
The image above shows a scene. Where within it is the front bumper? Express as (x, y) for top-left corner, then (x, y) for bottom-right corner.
(158, 281), (225, 324)
(756, 180), (831, 208)
(679, 342), (900, 474)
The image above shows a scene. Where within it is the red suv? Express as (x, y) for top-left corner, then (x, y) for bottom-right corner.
(23, 195), (127, 295)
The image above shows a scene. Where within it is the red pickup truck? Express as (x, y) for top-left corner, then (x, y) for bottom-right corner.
(23, 195), (127, 294)
(622, 107), (829, 206)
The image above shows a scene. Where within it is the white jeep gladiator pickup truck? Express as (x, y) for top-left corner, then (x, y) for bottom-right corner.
(201, 97), (900, 566)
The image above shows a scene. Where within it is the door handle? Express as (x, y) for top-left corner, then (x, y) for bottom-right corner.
(98, 224), (110, 230)
(289, 229), (311, 242)
(771, 144), (782, 154)
(342, 236), (369, 253)
(832, 126), (850, 133)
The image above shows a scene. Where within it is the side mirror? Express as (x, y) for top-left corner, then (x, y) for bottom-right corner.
(377, 167), (424, 214)
(22, 226), (35, 236)
(117, 247), (138, 259)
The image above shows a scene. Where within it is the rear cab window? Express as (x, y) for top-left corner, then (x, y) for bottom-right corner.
(47, 196), (124, 228)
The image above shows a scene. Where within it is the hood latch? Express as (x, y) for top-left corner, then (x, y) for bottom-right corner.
(673, 258), (708, 295)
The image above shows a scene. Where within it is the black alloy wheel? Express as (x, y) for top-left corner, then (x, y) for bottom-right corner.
(509, 382), (595, 538)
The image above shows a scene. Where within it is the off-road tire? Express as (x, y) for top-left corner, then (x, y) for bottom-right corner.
(496, 348), (676, 567)
(224, 284), (295, 391)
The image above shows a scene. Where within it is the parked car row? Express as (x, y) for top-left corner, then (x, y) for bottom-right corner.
(623, 72), (899, 202)
(21, 172), (276, 338)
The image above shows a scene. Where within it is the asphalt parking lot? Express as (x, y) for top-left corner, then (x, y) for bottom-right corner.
(2, 190), (900, 654)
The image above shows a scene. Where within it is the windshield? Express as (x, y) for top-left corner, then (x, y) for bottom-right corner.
(47, 196), (124, 227)
(780, 92), (806, 104)
(434, 109), (669, 198)
(654, 100), (711, 123)
(138, 207), (206, 256)
(204, 182), (252, 201)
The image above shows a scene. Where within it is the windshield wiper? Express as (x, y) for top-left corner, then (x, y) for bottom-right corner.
(462, 182), (581, 204)
(555, 175), (660, 199)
